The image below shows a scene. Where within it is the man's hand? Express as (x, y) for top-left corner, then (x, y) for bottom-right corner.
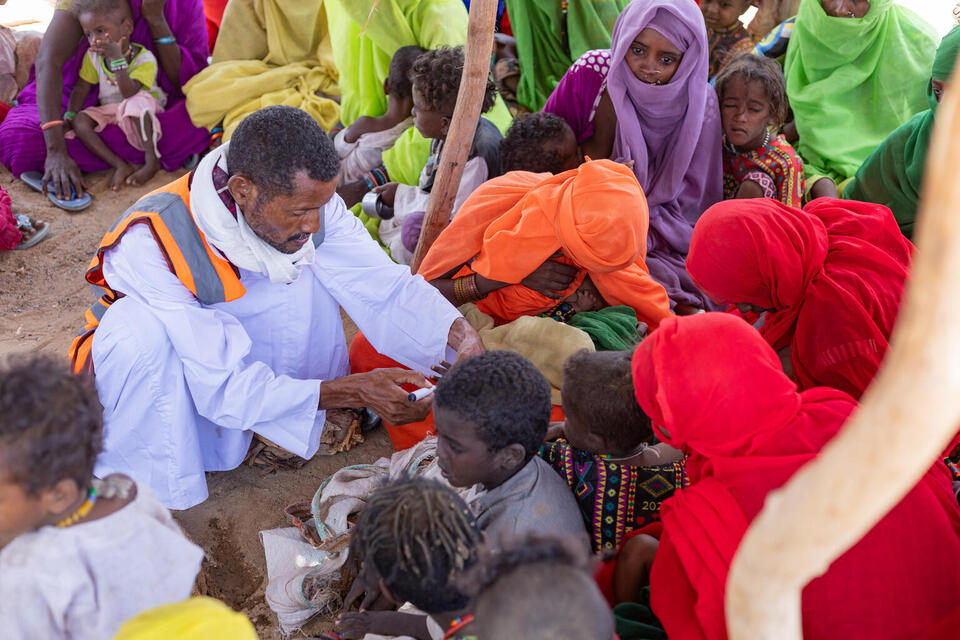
(520, 252), (579, 299)
(320, 369), (432, 425)
(372, 182), (399, 208)
(446, 317), (484, 363)
(42, 148), (85, 200)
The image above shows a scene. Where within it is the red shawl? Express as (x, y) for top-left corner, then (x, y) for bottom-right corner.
(686, 198), (913, 399)
(632, 313), (960, 640)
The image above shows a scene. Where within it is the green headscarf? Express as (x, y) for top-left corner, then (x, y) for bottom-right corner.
(846, 25), (960, 237)
(785, 0), (938, 184)
(504, 0), (630, 111)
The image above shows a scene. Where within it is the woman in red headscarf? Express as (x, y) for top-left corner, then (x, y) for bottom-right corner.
(631, 313), (960, 640)
(686, 197), (913, 400)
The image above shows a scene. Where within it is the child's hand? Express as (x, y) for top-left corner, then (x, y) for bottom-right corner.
(372, 182), (399, 207)
(545, 422), (566, 441)
(336, 612), (374, 639)
(102, 38), (124, 63)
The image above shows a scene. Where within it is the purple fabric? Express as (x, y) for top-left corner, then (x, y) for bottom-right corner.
(401, 212), (425, 253)
(607, 1), (723, 309)
(0, 0), (210, 175)
(543, 49), (611, 144)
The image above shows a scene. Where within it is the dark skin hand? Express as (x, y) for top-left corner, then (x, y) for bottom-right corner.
(734, 180), (765, 199)
(338, 611), (434, 640)
(809, 177), (840, 199)
(319, 368), (433, 425)
(371, 182), (400, 208)
(430, 252), (579, 306)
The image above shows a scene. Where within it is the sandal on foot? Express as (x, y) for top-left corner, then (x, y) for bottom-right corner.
(19, 171), (92, 212)
(14, 214), (49, 250)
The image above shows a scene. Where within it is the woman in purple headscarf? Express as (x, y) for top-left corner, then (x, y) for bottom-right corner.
(0, 0), (210, 201)
(544, 0), (723, 312)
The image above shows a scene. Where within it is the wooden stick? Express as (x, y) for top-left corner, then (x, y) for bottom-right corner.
(726, 69), (960, 638)
(409, 0), (497, 273)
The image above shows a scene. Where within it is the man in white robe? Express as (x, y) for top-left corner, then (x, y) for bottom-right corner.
(82, 106), (482, 509)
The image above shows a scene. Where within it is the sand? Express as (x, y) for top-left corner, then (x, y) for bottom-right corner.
(0, 166), (394, 638)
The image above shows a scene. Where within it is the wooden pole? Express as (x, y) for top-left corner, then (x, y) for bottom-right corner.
(409, 0), (498, 273)
(726, 67), (960, 638)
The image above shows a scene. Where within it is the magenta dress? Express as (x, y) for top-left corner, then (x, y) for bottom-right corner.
(543, 0), (723, 310)
(0, 0), (210, 175)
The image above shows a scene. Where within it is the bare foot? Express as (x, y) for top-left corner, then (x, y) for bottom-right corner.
(109, 163), (135, 191)
(126, 161), (159, 186)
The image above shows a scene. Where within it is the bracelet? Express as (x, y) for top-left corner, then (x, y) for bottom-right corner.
(64, 111), (77, 121)
(41, 119), (65, 131)
(453, 274), (485, 305)
(109, 59), (129, 72)
(154, 36), (176, 45)
(210, 125), (223, 134)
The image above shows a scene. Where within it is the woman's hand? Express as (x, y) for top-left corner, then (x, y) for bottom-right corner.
(42, 149), (85, 200)
(372, 182), (399, 208)
(520, 253), (579, 298)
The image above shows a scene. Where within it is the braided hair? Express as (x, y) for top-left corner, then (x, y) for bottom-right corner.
(351, 477), (482, 613)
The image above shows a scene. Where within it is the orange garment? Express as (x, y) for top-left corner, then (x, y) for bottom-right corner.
(68, 174), (246, 373)
(349, 332), (565, 450)
(418, 160), (672, 328)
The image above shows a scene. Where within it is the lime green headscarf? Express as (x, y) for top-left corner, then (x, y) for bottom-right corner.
(785, 0), (938, 185)
(846, 25), (960, 237)
(505, 0), (630, 112)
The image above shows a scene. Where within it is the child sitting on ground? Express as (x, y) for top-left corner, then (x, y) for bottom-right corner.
(702, 0), (755, 78)
(371, 46), (503, 265)
(540, 350), (685, 554)
(434, 350), (588, 548)
(64, 0), (167, 190)
(469, 534), (617, 640)
(333, 46), (425, 193)
(0, 354), (202, 638)
(500, 112), (583, 174)
(335, 477), (481, 640)
(716, 54), (804, 206)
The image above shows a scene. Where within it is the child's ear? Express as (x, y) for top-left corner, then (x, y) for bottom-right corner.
(440, 116), (451, 138)
(383, 77), (390, 96)
(495, 443), (527, 473)
(41, 479), (81, 516)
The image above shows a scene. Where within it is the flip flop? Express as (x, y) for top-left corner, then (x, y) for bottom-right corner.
(19, 171), (92, 213)
(13, 214), (50, 250)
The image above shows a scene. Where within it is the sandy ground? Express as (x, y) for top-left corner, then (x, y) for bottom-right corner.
(0, 166), (394, 638)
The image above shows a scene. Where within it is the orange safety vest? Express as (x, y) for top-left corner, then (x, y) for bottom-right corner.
(68, 174), (248, 373)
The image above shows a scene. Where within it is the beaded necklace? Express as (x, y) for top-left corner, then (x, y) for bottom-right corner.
(56, 486), (99, 528)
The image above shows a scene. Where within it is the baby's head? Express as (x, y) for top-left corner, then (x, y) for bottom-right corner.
(0, 355), (103, 545)
(350, 477), (482, 613)
(409, 46), (498, 141)
(500, 113), (583, 174)
(561, 349), (653, 457)
(434, 351), (551, 490)
(385, 45), (426, 112)
(715, 54), (787, 151)
(71, 0), (134, 48)
(700, 0), (752, 31)
(471, 534), (615, 640)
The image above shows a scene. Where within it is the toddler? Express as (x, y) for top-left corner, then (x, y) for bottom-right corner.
(500, 112), (583, 174)
(335, 477), (481, 640)
(371, 46), (502, 265)
(433, 351), (588, 549)
(0, 354), (202, 639)
(334, 45), (425, 195)
(65, 0), (167, 190)
(540, 350), (685, 554)
(701, 0), (755, 78)
(716, 54), (804, 206)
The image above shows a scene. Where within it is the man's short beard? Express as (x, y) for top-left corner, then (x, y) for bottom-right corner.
(244, 200), (295, 254)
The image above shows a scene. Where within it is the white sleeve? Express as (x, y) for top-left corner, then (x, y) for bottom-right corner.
(311, 196), (461, 375)
(451, 156), (489, 216)
(100, 225), (322, 431)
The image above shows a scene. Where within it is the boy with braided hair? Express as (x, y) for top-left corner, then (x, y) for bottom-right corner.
(335, 477), (482, 640)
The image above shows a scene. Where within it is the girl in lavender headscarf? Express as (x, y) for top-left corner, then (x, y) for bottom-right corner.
(544, 0), (723, 312)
